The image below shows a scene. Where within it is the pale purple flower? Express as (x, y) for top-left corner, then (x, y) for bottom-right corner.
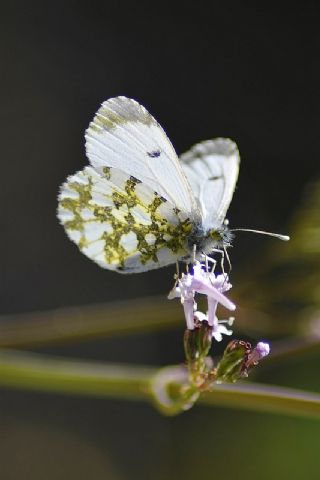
(194, 311), (234, 342)
(191, 263), (235, 311)
(168, 272), (196, 330)
(168, 262), (236, 332)
(247, 342), (270, 365)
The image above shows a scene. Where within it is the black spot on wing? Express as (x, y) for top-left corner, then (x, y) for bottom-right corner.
(147, 150), (161, 158)
(208, 175), (222, 181)
(129, 175), (142, 184)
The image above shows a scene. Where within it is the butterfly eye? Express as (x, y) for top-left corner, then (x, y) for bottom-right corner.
(208, 229), (223, 242)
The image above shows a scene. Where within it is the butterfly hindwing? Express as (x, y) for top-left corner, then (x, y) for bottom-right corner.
(180, 138), (240, 230)
(58, 166), (193, 273)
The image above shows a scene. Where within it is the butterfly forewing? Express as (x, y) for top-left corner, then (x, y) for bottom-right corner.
(85, 96), (198, 216)
(58, 166), (193, 273)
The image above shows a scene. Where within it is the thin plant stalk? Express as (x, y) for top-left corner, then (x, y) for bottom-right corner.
(0, 349), (319, 419)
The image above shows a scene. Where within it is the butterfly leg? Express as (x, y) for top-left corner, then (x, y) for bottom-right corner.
(192, 244), (197, 264)
(209, 247), (232, 275)
(204, 254), (227, 288)
(201, 254), (217, 272)
(175, 261), (180, 279)
(210, 248), (225, 274)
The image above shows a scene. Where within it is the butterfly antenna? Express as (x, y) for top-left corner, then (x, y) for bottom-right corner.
(231, 228), (290, 241)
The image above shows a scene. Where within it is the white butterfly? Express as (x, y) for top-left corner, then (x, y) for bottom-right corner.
(57, 96), (240, 273)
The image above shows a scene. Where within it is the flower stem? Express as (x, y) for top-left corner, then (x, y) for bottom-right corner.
(200, 383), (320, 419)
(0, 349), (320, 419)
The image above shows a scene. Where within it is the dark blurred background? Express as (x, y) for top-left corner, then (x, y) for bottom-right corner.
(0, 2), (320, 479)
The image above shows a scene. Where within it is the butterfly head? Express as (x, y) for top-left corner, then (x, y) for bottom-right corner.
(207, 225), (234, 248)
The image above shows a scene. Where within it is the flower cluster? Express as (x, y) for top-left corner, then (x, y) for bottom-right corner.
(168, 262), (236, 341)
(150, 260), (273, 413)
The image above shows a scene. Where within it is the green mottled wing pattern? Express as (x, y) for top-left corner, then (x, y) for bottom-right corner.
(58, 166), (192, 273)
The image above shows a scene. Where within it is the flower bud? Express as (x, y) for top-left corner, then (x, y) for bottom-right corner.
(215, 340), (252, 383)
(184, 320), (213, 363)
(245, 341), (270, 368)
(216, 340), (271, 382)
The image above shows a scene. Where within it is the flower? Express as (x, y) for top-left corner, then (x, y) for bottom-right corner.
(168, 262), (236, 332)
(168, 272), (196, 330)
(194, 311), (234, 342)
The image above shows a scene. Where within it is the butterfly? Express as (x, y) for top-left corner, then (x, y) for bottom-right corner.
(57, 96), (241, 273)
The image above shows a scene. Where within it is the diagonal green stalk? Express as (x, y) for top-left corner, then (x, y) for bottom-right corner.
(0, 297), (182, 348)
(1, 297), (320, 352)
(0, 348), (320, 419)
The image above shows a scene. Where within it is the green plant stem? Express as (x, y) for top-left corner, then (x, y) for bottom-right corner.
(200, 383), (320, 418)
(1, 303), (319, 369)
(0, 297), (182, 348)
(0, 349), (320, 419)
(1, 297), (318, 349)
(0, 348), (153, 401)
